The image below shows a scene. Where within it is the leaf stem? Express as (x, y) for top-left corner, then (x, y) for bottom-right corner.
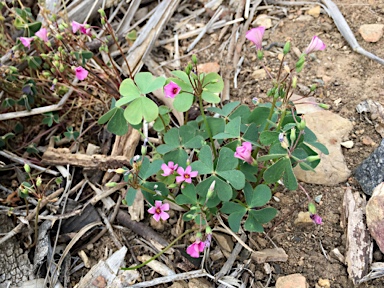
(198, 95), (217, 159)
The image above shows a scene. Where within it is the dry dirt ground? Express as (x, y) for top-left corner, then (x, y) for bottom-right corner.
(1, 0), (384, 287)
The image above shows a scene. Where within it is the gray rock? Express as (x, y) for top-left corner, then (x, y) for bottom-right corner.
(354, 139), (384, 195)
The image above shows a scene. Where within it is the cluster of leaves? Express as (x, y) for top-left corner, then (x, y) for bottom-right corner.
(101, 57), (328, 234)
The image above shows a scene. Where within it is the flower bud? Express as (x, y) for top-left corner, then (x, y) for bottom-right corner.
(319, 103), (330, 110)
(59, 64), (65, 72)
(115, 168), (126, 174)
(24, 163), (30, 173)
(36, 176), (42, 187)
(55, 34), (63, 40)
(141, 145), (147, 156)
(283, 41), (291, 55)
(168, 183), (177, 189)
(205, 226), (212, 235)
(101, 18), (106, 25)
(306, 155), (320, 162)
(52, 60), (60, 67)
(289, 128), (296, 143)
(297, 119), (306, 130)
(185, 63), (193, 75)
(310, 84), (317, 92)
(58, 24), (65, 31)
(106, 182), (117, 187)
(295, 55), (305, 73)
(192, 54), (197, 64)
(292, 76), (297, 88)
(308, 202), (317, 214)
(98, 8), (106, 17)
(206, 180), (216, 199)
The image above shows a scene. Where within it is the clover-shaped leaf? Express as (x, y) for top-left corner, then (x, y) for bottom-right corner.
(123, 97), (159, 125)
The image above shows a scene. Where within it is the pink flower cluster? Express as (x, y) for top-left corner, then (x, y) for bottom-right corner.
(19, 27), (49, 49)
(161, 162), (198, 184)
(148, 200), (170, 222)
(72, 21), (91, 35)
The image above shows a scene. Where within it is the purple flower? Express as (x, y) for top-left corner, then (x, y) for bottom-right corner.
(176, 166), (198, 184)
(246, 27), (265, 50)
(164, 81), (181, 98)
(72, 21), (91, 35)
(234, 142), (254, 164)
(186, 239), (205, 258)
(35, 28), (48, 42)
(161, 161), (178, 176)
(20, 37), (34, 49)
(278, 133), (284, 142)
(148, 200), (170, 222)
(310, 213), (323, 225)
(75, 66), (88, 80)
(304, 36), (326, 54)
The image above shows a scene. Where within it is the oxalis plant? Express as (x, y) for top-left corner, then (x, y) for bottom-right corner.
(101, 26), (329, 266)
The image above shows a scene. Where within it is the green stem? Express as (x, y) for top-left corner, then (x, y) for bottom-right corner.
(198, 95), (217, 159)
(158, 114), (168, 132)
(139, 185), (189, 211)
(121, 228), (198, 270)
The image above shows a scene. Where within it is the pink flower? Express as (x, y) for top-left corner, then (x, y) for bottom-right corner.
(186, 239), (205, 258)
(246, 26), (265, 50)
(35, 28), (48, 42)
(75, 66), (88, 80)
(71, 21), (91, 35)
(176, 166), (198, 184)
(164, 81), (181, 98)
(310, 214), (323, 225)
(234, 142), (254, 164)
(161, 161), (178, 176)
(148, 200), (170, 222)
(19, 37), (34, 49)
(304, 36), (326, 54)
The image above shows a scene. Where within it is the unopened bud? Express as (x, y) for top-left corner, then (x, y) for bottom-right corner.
(115, 168), (126, 174)
(192, 54), (197, 64)
(206, 180), (216, 199)
(306, 155), (320, 162)
(205, 226), (212, 235)
(59, 64), (65, 72)
(319, 103), (330, 110)
(297, 119), (306, 130)
(24, 163), (30, 173)
(55, 34), (63, 40)
(289, 128), (296, 143)
(168, 183), (177, 189)
(141, 145), (147, 156)
(98, 8), (106, 17)
(283, 41), (291, 55)
(295, 55), (305, 73)
(310, 84), (317, 92)
(36, 176), (42, 187)
(106, 182), (117, 187)
(185, 63), (193, 75)
(292, 76), (297, 88)
(308, 202), (317, 214)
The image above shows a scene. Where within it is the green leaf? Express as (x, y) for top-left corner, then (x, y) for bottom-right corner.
(1, 98), (16, 108)
(205, 117), (225, 138)
(263, 157), (287, 184)
(257, 154), (287, 162)
(282, 159), (298, 190)
(221, 202), (247, 233)
(27, 56), (42, 69)
(119, 78), (141, 100)
(173, 92), (194, 112)
(216, 147), (238, 171)
(259, 131), (280, 145)
(230, 105), (251, 124)
(140, 159), (163, 180)
(135, 72), (166, 94)
(191, 145), (213, 174)
(171, 70), (190, 83)
(304, 141), (329, 155)
(239, 162), (258, 182)
(213, 116), (241, 139)
(244, 183), (272, 208)
(175, 184), (198, 205)
(248, 107), (270, 127)
(125, 187), (138, 206)
(163, 128), (181, 148)
(124, 97), (159, 125)
(184, 136), (204, 149)
(163, 149), (188, 167)
(202, 91), (220, 103)
(202, 72), (224, 93)
(107, 107), (128, 136)
(217, 170), (245, 190)
(243, 123), (260, 143)
(244, 208), (277, 232)
(153, 113), (170, 132)
(156, 144), (175, 154)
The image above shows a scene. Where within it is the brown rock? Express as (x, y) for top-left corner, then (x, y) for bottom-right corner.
(307, 6), (321, 18)
(252, 68), (266, 80)
(251, 247), (288, 264)
(276, 273), (308, 288)
(366, 183), (384, 254)
(318, 278), (331, 288)
(197, 62), (220, 74)
(212, 232), (233, 252)
(252, 14), (272, 29)
(293, 111), (353, 185)
(294, 211), (314, 225)
(359, 24), (384, 42)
